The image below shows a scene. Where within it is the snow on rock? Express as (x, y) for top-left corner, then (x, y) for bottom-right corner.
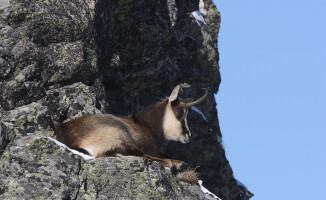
(209, 128), (222, 142)
(48, 137), (95, 160)
(164, 167), (171, 171)
(198, 180), (221, 200)
(217, 135), (222, 143)
(192, 10), (206, 26)
(191, 106), (207, 122)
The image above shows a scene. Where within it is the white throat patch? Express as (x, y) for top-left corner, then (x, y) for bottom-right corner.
(163, 102), (183, 141)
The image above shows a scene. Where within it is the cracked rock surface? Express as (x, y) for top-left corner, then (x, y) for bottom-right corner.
(0, 134), (215, 199)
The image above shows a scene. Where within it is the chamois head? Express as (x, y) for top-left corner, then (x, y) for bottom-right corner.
(163, 85), (208, 144)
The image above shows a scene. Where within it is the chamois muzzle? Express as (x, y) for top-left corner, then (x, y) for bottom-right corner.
(185, 88), (208, 108)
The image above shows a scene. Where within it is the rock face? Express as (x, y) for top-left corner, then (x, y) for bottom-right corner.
(0, 0), (250, 199)
(0, 134), (216, 199)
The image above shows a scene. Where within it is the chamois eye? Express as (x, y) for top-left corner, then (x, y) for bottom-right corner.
(176, 112), (183, 119)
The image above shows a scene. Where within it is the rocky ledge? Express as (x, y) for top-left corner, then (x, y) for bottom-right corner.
(0, 134), (218, 199)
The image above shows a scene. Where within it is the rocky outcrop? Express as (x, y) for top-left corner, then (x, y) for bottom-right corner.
(0, 0), (251, 199)
(0, 134), (216, 199)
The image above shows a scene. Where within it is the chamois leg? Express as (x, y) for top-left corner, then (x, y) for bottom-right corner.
(143, 154), (188, 171)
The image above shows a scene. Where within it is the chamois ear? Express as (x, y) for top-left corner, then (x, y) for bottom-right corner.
(169, 85), (181, 102)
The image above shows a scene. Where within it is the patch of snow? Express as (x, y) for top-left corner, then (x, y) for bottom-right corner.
(48, 137), (95, 160)
(217, 135), (222, 143)
(191, 10), (206, 27)
(209, 128), (222, 142)
(198, 180), (221, 200)
(164, 167), (171, 171)
(191, 106), (207, 122)
(199, 0), (208, 16)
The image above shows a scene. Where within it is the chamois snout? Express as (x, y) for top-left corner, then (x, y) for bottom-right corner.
(163, 85), (208, 144)
(180, 132), (190, 144)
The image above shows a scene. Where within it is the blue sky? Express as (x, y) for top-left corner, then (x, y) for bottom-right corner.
(212, 0), (326, 199)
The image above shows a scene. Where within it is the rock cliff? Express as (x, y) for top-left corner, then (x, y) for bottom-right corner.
(0, 0), (251, 199)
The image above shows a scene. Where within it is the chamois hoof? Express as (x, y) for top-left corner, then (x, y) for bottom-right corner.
(178, 162), (190, 172)
(171, 161), (189, 174)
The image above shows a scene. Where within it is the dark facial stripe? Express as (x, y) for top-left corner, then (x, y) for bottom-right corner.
(181, 116), (189, 135)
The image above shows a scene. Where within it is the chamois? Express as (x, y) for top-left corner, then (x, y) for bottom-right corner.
(56, 85), (208, 171)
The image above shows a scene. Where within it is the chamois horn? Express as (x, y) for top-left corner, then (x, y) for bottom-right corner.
(186, 88), (208, 108)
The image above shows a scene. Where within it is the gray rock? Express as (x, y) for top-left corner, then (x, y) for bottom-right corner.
(0, 102), (53, 154)
(78, 155), (215, 200)
(0, 134), (83, 199)
(0, 0), (10, 15)
(0, 0), (96, 110)
(45, 82), (103, 128)
(0, 0), (252, 199)
(0, 57), (12, 79)
(0, 134), (216, 199)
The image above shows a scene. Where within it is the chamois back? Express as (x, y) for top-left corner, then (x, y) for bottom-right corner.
(56, 114), (141, 157)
